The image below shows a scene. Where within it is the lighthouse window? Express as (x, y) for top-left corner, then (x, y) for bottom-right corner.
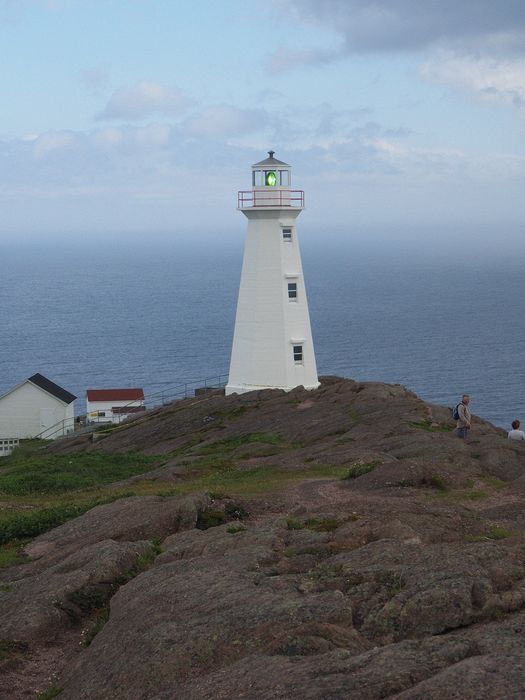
(293, 345), (303, 363)
(265, 171), (277, 186)
(288, 282), (297, 301)
(279, 170), (290, 186)
(282, 228), (292, 242)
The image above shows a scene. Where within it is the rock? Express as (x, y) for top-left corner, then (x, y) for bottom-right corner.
(0, 539), (152, 643)
(17, 493), (209, 572)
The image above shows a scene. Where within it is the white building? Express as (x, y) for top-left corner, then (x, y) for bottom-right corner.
(0, 373), (76, 444)
(86, 388), (145, 424)
(226, 152), (319, 395)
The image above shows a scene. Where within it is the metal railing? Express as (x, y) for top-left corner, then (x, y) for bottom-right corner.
(32, 373), (229, 440)
(238, 190), (304, 208)
(33, 417), (77, 441)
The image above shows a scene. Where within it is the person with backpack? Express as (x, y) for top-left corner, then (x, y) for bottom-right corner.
(453, 394), (471, 439)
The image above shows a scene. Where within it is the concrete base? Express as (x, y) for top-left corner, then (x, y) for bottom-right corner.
(225, 382), (320, 396)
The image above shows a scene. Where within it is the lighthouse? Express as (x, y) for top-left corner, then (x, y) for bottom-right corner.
(226, 152), (319, 395)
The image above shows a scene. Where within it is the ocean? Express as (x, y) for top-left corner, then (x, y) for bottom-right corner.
(1, 236), (523, 429)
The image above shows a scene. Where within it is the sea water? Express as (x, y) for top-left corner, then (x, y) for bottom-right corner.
(1, 237), (523, 429)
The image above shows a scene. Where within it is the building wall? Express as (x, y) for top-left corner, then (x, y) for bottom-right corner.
(227, 207), (319, 395)
(0, 382), (73, 439)
(86, 399), (144, 424)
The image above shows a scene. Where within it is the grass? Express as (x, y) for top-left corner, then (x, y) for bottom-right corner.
(193, 433), (282, 455)
(0, 431), (349, 559)
(343, 461), (381, 479)
(285, 516), (342, 532)
(177, 462), (349, 497)
(432, 488), (488, 502)
(407, 419), (453, 433)
(0, 493), (136, 547)
(77, 540), (162, 646)
(37, 686), (63, 699)
(0, 638), (28, 662)
(0, 451), (159, 496)
(486, 525), (514, 540)
(467, 526), (515, 542)
(426, 475), (448, 492)
(0, 539), (28, 567)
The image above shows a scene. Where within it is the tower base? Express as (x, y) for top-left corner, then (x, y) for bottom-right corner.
(225, 381), (320, 396)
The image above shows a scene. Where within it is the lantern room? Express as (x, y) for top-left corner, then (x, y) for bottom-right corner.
(251, 151), (291, 188)
(238, 150), (304, 209)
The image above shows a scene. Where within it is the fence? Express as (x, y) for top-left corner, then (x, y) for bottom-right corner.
(33, 372), (229, 440)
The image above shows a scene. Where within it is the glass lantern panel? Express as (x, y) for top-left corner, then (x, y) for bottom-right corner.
(279, 170), (290, 186)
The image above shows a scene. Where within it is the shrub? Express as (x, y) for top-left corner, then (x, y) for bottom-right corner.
(343, 461), (381, 479)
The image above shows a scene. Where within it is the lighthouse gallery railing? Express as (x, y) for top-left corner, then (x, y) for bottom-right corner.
(238, 190), (304, 208)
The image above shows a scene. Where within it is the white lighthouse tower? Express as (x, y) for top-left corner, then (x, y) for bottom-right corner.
(226, 152), (319, 395)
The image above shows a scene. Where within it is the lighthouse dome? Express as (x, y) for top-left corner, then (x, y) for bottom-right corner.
(252, 151), (289, 168)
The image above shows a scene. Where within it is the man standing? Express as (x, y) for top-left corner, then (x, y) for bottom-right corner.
(456, 394), (471, 439)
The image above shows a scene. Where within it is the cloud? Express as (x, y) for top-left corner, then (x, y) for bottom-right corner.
(181, 105), (268, 138)
(267, 46), (341, 74)
(421, 52), (525, 109)
(96, 81), (193, 121)
(278, 0), (525, 54)
(33, 130), (77, 160)
(81, 65), (110, 96)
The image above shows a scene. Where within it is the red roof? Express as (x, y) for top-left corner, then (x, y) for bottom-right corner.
(86, 388), (144, 402)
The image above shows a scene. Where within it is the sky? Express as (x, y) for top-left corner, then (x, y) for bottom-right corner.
(1, 0), (525, 244)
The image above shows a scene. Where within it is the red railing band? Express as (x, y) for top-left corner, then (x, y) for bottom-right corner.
(238, 190), (304, 208)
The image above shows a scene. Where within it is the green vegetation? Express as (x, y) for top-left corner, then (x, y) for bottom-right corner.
(37, 685), (63, 699)
(375, 570), (406, 595)
(0, 638), (28, 662)
(486, 525), (514, 540)
(285, 516), (342, 533)
(0, 451), (158, 495)
(0, 425), (351, 561)
(407, 419), (453, 433)
(82, 607), (110, 647)
(432, 488), (488, 502)
(0, 494), (134, 547)
(468, 526), (515, 542)
(426, 475), (448, 492)
(0, 539), (28, 567)
(227, 524), (247, 534)
(343, 461), (381, 479)
(348, 409), (361, 423)
(194, 433), (282, 455)
(481, 476), (505, 489)
(76, 541), (162, 646)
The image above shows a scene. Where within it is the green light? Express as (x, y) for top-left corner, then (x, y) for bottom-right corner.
(265, 171), (277, 186)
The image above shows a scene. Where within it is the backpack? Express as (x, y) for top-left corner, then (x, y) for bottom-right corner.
(452, 404), (461, 421)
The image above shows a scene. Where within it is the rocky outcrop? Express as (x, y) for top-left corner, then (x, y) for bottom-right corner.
(2, 377), (525, 699)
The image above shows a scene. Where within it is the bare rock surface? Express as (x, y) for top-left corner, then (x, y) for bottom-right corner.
(3, 377), (525, 699)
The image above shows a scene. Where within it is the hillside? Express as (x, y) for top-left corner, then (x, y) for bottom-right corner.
(2, 377), (525, 699)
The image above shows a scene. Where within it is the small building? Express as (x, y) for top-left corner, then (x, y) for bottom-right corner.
(86, 388), (145, 424)
(0, 373), (77, 443)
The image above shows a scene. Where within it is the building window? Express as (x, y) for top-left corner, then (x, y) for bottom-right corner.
(97, 411), (106, 417)
(288, 282), (297, 301)
(293, 345), (303, 364)
(279, 170), (290, 186)
(282, 228), (292, 242)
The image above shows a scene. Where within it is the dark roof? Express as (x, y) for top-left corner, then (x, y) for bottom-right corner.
(28, 373), (77, 405)
(252, 150), (290, 168)
(87, 388), (145, 402)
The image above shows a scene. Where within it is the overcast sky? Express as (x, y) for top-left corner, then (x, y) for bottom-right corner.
(1, 0), (525, 242)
